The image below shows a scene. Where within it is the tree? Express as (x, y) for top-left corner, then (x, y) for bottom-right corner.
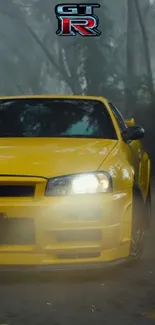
(0, 0), (47, 95)
(134, 0), (155, 100)
(21, 0), (123, 98)
(125, 0), (137, 114)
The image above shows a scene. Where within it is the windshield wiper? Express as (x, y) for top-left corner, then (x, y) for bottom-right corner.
(60, 134), (96, 138)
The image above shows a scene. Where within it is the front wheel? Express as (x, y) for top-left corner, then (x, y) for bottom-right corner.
(129, 188), (145, 260)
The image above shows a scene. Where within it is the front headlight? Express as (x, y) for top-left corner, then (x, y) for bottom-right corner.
(45, 172), (112, 196)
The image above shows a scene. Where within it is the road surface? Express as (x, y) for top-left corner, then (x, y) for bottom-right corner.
(0, 189), (155, 325)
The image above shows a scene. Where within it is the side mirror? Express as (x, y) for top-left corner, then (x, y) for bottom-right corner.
(123, 125), (145, 141)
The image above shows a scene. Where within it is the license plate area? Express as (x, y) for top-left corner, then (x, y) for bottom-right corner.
(55, 230), (102, 242)
(0, 214), (35, 245)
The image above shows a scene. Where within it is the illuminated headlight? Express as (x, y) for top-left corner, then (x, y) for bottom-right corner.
(45, 172), (112, 196)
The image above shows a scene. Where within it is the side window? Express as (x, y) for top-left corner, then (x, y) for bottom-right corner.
(108, 102), (127, 134)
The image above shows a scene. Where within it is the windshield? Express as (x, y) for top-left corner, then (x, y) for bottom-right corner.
(0, 98), (117, 139)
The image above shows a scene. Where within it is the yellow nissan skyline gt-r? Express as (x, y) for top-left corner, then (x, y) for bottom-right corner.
(0, 95), (151, 270)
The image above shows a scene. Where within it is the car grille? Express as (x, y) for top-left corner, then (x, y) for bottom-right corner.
(0, 185), (35, 197)
(0, 217), (35, 245)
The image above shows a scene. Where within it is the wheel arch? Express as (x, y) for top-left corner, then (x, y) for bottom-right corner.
(133, 181), (144, 202)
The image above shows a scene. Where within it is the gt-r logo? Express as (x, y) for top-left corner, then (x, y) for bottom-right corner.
(55, 3), (101, 36)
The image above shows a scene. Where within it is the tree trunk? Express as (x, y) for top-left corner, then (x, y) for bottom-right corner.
(125, 0), (137, 116)
(134, 0), (155, 99)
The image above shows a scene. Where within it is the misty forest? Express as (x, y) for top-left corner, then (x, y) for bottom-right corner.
(0, 0), (155, 171)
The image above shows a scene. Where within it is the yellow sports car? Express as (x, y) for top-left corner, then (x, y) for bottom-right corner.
(0, 95), (151, 270)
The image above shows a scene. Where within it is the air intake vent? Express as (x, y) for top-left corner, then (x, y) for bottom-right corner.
(57, 252), (100, 259)
(0, 217), (35, 245)
(0, 185), (35, 197)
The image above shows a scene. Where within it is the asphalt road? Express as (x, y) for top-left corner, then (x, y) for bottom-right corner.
(0, 190), (155, 325)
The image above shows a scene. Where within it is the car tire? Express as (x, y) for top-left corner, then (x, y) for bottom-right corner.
(129, 186), (145, 261)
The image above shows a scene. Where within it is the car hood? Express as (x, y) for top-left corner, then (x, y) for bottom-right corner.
(0, 138), (118, 177)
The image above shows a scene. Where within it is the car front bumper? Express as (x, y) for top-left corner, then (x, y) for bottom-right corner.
(0, 259), (127, 272)
(0, 188), (133, 267)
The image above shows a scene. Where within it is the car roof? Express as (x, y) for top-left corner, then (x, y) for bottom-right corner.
(0, 95), (108, 101)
